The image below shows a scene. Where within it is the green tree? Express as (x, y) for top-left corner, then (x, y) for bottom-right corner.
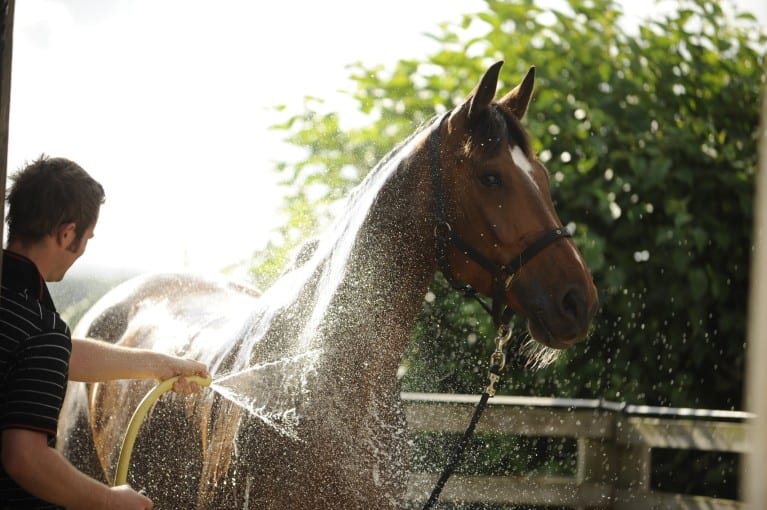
(254, 0), (766, 410)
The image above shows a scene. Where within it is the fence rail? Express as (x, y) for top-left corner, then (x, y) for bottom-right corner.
(402, 392), (753, 509)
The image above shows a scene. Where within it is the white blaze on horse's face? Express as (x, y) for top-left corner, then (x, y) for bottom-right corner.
(509, 145), (536, 187)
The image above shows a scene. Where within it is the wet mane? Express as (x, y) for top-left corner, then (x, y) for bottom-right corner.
(210, 115), (440, 374)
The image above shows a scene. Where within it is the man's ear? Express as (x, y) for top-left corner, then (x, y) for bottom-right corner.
(56, 223), (77, 248)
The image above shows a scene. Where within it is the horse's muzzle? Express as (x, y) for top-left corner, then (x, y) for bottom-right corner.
(528, 284), (597, 349)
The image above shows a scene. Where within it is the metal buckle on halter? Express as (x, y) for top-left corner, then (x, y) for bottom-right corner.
(486, 324), (513, 397)
(504, 272), (517, 290)
(433, 221), (452, 242)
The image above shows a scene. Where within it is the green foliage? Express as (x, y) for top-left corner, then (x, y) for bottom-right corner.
(254, 0), (766, 410)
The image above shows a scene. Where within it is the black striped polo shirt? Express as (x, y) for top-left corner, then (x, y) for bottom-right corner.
(0, 250), (70, 509)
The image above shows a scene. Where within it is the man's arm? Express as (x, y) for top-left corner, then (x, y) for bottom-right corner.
(68, 338), (208, 390)
(1, 428), (153, 510)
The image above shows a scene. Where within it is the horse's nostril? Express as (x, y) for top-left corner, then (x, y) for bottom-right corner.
(561, 287), (584, 322)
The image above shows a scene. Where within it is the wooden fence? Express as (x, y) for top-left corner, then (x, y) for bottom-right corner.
(403, 392), (753, 509)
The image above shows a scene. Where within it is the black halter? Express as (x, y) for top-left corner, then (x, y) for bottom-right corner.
(428, 112), (572, 327)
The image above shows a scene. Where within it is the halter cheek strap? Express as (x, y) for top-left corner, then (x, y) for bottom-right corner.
(429, 111), (572, 327)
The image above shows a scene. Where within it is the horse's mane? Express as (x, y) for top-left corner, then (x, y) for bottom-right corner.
(207, 115), (441, 376)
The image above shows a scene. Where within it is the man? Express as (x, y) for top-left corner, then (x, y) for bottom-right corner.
(0, 155), (209, 509)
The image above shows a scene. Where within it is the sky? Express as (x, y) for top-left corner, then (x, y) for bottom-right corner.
(7, 0), (767, 276)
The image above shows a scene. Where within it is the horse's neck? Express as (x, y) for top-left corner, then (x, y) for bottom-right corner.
(318, 151), (436, 378)
(236, 143), (436, 398)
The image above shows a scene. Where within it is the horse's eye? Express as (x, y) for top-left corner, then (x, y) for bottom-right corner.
(479, 173), (503, 188)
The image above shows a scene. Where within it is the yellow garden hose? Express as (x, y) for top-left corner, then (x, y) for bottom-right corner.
(114, 375), (212, 486)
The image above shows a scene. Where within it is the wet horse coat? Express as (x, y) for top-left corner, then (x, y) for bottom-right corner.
(59, 61), (597, 508)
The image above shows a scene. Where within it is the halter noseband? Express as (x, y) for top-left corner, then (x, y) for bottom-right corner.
(428, 112), (572, 327)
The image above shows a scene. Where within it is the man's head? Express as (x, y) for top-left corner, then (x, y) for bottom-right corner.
(6, 155), (105, 279)
(6, 155), (105, 245)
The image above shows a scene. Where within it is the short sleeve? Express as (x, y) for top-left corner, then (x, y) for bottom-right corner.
(0, 330), (71, 436)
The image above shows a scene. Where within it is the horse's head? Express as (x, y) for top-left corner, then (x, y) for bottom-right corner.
(433, 61), (597, 349)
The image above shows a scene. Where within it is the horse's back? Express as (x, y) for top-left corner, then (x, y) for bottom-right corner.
(72, 272), (260, 344)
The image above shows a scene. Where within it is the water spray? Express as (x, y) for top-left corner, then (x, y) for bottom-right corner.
(114, 349), (322, 486)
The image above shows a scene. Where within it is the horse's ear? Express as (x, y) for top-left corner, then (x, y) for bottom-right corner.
(498, 66), (536, 119)
(449, 60), (503, 132)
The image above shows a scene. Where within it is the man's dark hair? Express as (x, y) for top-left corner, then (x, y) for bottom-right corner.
(6, 155), (106, 244)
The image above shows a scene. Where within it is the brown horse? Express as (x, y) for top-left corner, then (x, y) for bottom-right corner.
(59, 60), (597, 509)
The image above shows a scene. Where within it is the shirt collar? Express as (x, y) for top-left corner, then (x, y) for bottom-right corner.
(2, 249), (57, 312)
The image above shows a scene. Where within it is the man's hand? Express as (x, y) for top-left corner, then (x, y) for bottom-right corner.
(154, 355), (210, 394)
(108, 484), (154, 510)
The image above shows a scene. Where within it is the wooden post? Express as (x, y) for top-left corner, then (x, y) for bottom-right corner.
(743, 76), (767, 507)
(577, 434), (617, 510)
(0, 0), (14, 272)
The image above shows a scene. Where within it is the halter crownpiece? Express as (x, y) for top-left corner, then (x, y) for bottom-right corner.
(428, 111), (572, 327)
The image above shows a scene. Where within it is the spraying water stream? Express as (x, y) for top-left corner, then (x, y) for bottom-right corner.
(207, 348), (323, 441)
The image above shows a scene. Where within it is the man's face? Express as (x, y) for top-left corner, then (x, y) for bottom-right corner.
(66, 223), (95, 259)
(49, 221), (96, 282)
